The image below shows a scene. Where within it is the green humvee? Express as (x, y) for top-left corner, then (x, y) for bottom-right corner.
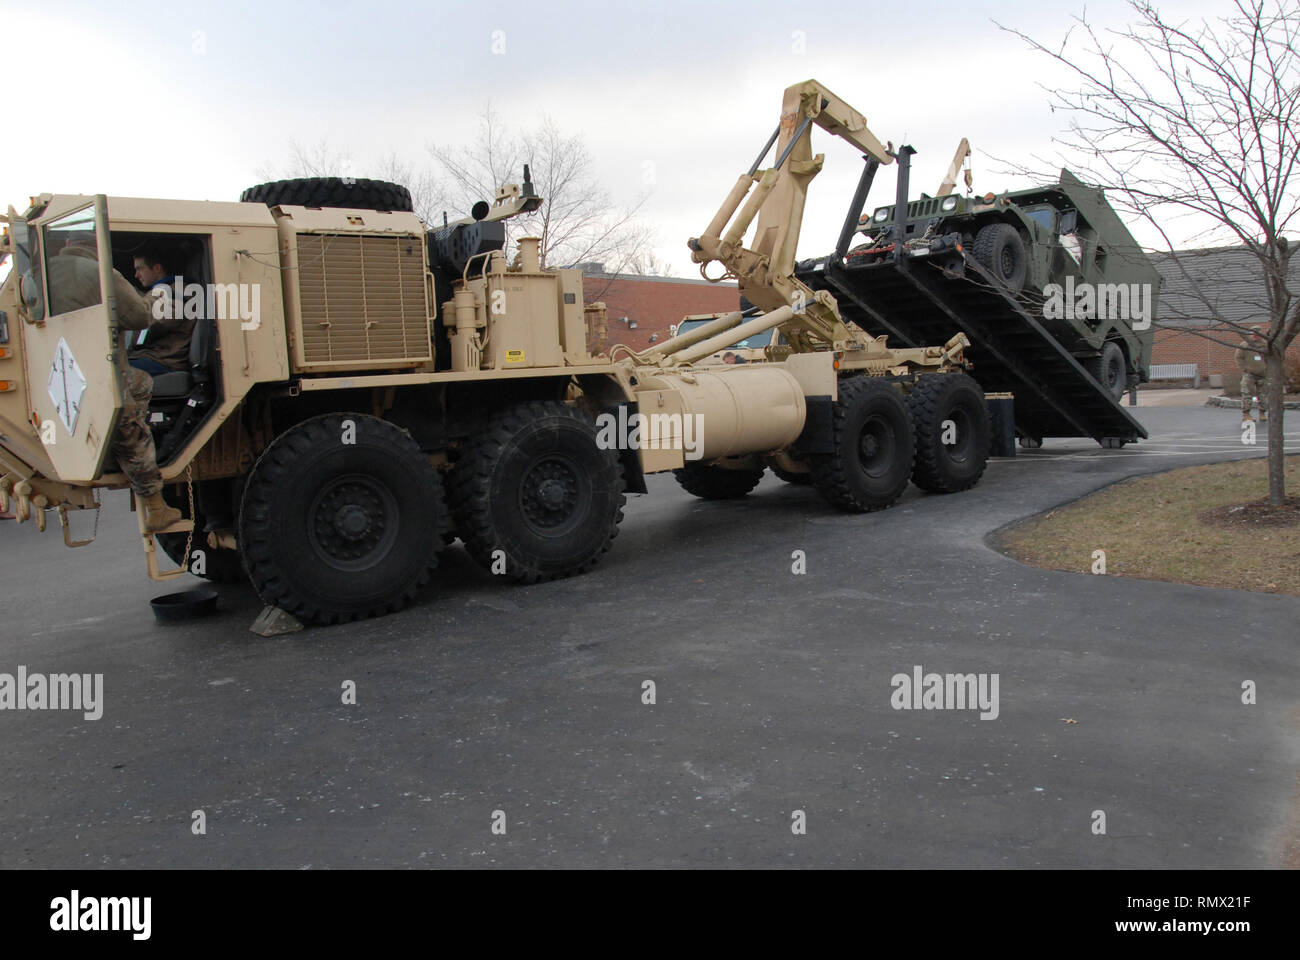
(852, 169), (1160, 399)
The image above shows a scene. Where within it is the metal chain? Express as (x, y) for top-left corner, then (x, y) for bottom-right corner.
(181, 465), (196, 572)
(904, 221), (938, 251)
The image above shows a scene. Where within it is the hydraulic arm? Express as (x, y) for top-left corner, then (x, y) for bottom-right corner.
(683, 79), (967, 370)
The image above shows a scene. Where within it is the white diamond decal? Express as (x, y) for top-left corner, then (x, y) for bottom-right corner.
(47, 337), (88, 436)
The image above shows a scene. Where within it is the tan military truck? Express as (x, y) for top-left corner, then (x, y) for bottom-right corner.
(0, 79), (986, 625)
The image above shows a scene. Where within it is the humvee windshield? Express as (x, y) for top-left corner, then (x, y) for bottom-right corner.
(1023, 207), (1057, 232)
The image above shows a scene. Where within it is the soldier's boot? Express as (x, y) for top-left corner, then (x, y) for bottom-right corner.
(140, 492), (183, 533)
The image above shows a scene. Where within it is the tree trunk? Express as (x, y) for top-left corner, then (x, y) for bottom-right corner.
(1266, 351), (1286, 505)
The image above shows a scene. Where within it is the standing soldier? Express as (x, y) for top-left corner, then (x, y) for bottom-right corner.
(46, 238), (183, 531)
(1234, 331), (1269, 423)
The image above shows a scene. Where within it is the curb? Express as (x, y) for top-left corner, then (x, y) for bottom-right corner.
(1206, 394), (1300, 410)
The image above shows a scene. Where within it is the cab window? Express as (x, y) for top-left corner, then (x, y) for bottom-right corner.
(41, 206), (103, 316)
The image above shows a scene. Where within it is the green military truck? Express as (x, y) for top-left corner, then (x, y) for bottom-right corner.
(798, 154), (1159, 448)
(848, 168), (1159, 403)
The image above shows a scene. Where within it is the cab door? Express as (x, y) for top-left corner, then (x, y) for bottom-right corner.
(21, 196), (124, 483)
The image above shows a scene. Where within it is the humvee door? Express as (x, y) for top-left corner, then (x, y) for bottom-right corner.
(21, 196), (124, 483)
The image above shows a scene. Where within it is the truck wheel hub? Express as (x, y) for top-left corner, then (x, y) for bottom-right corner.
(521, 459), (580, 527)
(944, 408), (974, 463)
(858, 418), (893, 477)
(309, 478), (397, 565)
(336, 504), (371, 538)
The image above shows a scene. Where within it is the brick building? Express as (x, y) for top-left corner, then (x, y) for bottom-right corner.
(1150, 245), (1299, 383)
(580, 271), (739, 353)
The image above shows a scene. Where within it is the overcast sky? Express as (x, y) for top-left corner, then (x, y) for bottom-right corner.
(2, 0), (1233, 273)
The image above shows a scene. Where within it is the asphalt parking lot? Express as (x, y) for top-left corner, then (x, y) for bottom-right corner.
(2, 402), (1297, 868)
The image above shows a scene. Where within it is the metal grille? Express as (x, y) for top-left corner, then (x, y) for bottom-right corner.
(907, 198), (939, 219)
(296, 233), (430, 365)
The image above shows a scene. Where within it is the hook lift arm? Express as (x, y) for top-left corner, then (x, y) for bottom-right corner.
(687, 79), (896, 355)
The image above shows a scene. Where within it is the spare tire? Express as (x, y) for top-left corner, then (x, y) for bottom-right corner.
(240, 177), (413, 213)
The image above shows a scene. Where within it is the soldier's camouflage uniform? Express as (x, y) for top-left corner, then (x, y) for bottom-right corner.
(113, 366), (163, 496)
(48, 245), (166, 496)
(1234, 338), (1269, 417)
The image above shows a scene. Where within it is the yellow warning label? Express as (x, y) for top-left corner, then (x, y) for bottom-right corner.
(505, 349), (526, 363)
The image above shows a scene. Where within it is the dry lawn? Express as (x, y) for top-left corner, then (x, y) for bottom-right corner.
(997, 455), (1300, 596)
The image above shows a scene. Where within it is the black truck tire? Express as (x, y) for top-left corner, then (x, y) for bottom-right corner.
(907, 373), (991, 493)
(674, 462), (766, 499)
(973, 223), (1028, 295)
(1089, 341), (1127, 400)
(448, 402), (625, 583)
(240, 177), (414, 213)
(238, 414), (446, 624)
(809, 376), (915, 513)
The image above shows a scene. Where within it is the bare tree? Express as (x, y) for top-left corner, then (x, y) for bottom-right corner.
(624, 247), (675, 278)
(372, 151), (442, 226)
(999, 0), (1299, 504)
(425, 106), (526, 226)
(430, 107), (656, 277)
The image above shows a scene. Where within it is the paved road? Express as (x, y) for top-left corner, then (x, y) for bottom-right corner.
(2, 403), (1296, 868)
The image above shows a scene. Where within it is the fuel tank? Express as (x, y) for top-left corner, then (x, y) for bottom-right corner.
(633, 364), (806, 462)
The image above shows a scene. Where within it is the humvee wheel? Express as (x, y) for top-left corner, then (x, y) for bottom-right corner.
(907, 373), (991, 493)
(238, 414), (446, 624)
(449, 402), (625, 583)
(239, 177), (414, 213)
(1089, 341), (1127, 401)
(973, 223), (1027, 295)
(674, 462), (766, 499)
(810, 377), (915, 513)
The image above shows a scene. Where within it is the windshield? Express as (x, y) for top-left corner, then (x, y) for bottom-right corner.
(676, 318), (774, 350)
(1024, 208), (1057, 232)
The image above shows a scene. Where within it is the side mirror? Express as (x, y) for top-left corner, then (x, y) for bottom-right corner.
(1059, 210), (1079, 235)
(19, 269), (45, 325)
